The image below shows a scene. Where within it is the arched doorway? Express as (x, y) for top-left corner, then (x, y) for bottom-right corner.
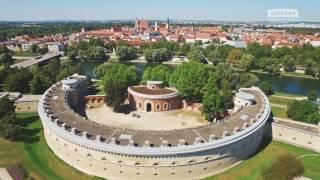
(146, 103), (152, 112)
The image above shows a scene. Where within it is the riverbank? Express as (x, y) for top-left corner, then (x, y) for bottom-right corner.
(250, 69), (318, 80)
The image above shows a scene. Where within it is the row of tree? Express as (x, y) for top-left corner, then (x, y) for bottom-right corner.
(0, 59), (81, 94)
(113, 40), (320, 79)
(0, 46), (13, 64)
(66, 38), (109, 62)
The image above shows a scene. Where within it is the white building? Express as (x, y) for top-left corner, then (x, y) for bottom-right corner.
(47, 43), (65, 53)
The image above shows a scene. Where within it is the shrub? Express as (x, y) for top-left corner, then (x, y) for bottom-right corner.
(307, 90), (318, 102)
(259, 81), (274, 96)
(287, 100), (320, 124)
(262, 153), (304, 180)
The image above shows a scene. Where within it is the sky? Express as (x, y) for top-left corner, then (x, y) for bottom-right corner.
(0, 0), (320, 22)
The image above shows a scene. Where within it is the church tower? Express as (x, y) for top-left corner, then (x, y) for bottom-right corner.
(166, 17), (170, 32)
(155, 21), (158, 31)
(135, 18), (139, 31)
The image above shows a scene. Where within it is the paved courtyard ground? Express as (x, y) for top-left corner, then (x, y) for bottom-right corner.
(86, 105), (207, 131)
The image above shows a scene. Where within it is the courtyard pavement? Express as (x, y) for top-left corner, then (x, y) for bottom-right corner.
(86, 105), (207, 131)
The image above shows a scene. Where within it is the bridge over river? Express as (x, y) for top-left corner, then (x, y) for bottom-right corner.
(10, 52), (61, 69)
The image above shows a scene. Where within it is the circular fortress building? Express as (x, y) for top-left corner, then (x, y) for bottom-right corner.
(38, 75), (271, 180)
(128, 81), (181, 112)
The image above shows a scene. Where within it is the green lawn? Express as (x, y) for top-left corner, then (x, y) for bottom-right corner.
(269, 96), (294, 106)
(271, 106), (288, 119)
(1, 113), (319, 180)
(207, 140), (320, 180)
(0, 113), (100, 180)
(274, 91), (304, 98)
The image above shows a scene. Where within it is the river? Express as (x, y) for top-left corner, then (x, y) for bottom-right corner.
(81, 62), (320, 96)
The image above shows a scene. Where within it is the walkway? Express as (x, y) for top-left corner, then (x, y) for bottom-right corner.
(271, 103), (287, 109)
(271, 95), (307, 101)
(0, 168), (13, 180)
(297, 154), (320, 159)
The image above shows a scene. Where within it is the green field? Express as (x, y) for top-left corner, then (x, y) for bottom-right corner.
(208, 141), (320, 180)
(269, 96), (294, 106)
(1, 113), (319, 180)
(0, 113), (99, 180)
(271, 106), (288, 119)
(273, 91), (304, 98)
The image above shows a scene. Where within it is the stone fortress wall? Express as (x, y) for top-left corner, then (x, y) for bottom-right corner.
(38, 80), (271, 180)
(268, 120), (320, 153)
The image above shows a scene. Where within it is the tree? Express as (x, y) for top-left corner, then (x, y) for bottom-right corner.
(4, 69), (33, 93)
(142, 65), (172, 86)
(0, 114), (21, 140)
(213, 62), (234, 88)
(187, 48), (207, 64)
(170, 61), (208, 102)
(67, 50), (78, 62)
(0, 53), (12, 64)
(0, 97), (20, 141)
(31, 44), (38, 53)
(238, 73), (259, 89)
(202, 78), (223, 121)
(262, 153), (304, 180)
(116, 46), (137, 61)
(259, 81), (274, 96)
(94, 63), (111, 79)
(0, 65), (10, 84)
(89, 38), (104, 47)
(272, 47), (291, 58)
(227, 49), (243, 68)
(0, 96), (15, 118)
(89, 46), (108, 61)
(145, 48), (171, 63)
(102, 64), (139, 112)
(29, 75), (51, 94)
(258, 58), (280, 75)
(240, 53), (254, 71)
(287, 100), (320, 124)
(177, 43), (190, 56)
(282, 55), (296, 72)
(305, 59), (318, 77)
(307, 90), (318, 102)
(247, 42), (272, 59)
(221, 80), (234, 109)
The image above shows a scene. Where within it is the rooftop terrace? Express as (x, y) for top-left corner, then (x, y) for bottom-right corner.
(41, 84), (268, 149)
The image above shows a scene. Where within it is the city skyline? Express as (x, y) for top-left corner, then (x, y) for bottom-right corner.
(1, 0), (320, 22)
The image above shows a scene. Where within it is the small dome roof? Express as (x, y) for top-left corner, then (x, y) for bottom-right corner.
(62, 79), (78, 85)
(236, 92), (255, 101)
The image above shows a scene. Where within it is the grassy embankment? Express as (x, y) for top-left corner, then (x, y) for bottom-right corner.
(0, 113), (102, 180)
(208, 141), (320, 180)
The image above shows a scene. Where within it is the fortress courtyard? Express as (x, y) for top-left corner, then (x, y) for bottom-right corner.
(86, 105), (207, 131)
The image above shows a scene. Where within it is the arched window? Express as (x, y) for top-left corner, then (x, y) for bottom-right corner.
(171, 102), (174, 109)
(163, 103), (168, 110)
(156, 104), (160, 111)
